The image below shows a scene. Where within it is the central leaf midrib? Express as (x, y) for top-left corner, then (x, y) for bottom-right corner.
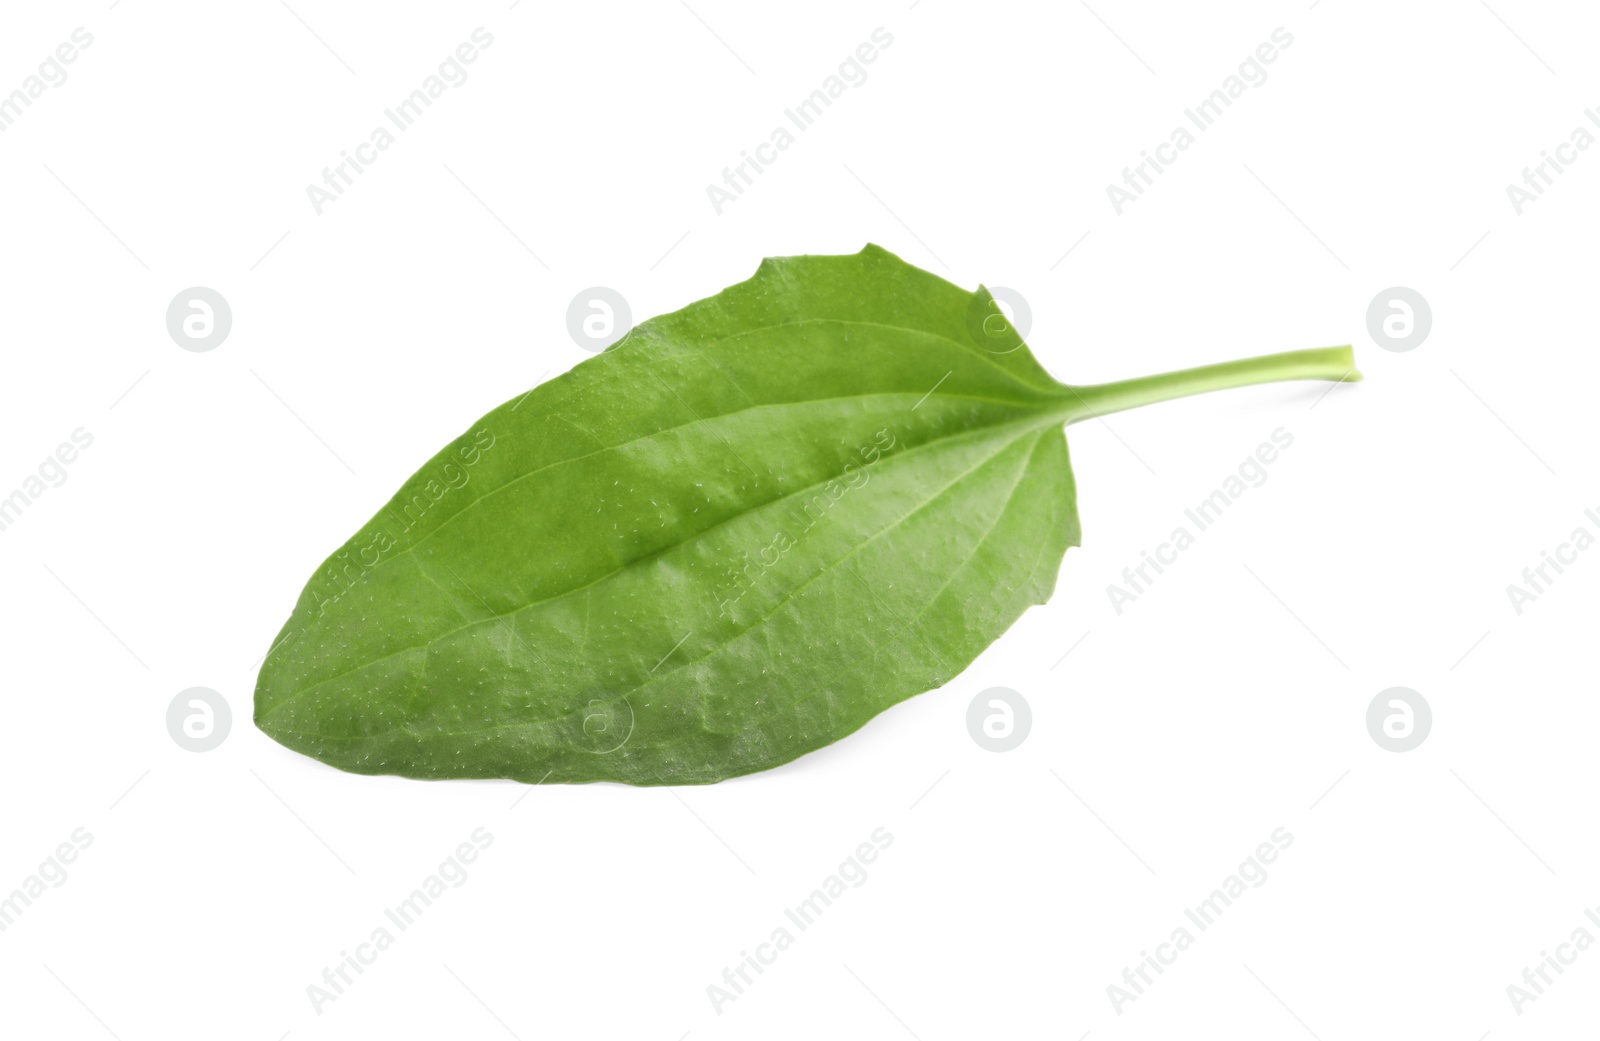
(306, 425), (1045, 748)
(374, 385), (1057, 575)
(263, 411), (1063, 722)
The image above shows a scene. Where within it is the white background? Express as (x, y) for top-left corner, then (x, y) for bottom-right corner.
(1, 1), (1595, 1038)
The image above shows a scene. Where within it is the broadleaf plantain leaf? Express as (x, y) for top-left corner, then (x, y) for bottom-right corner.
(254, 245), (1358, 785)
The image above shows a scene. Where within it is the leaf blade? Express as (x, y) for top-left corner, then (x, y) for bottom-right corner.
(255, 246), (1080, 783)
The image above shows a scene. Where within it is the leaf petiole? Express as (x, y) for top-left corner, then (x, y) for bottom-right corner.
(1059, 345), (1361, 424)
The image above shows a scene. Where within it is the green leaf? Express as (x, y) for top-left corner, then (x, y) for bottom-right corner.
(254, 245), (1359, 785)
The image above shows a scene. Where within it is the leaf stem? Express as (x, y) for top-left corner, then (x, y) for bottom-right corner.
(1059, 345), (1361, 425)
